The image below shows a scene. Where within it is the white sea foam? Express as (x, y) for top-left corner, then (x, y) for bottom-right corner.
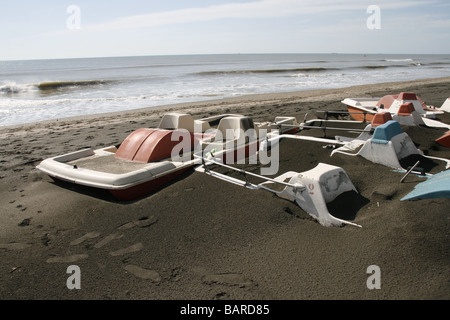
(0, 81), (37, 95)
(384, 58), (414, 62)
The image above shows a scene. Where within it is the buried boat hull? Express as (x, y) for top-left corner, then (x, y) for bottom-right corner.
(108, 167), (191, 201)
(196, 160), (362, 227)
(273, 164), (362, 227)
(49, 165), (192, 202)
(401, 169), (450, 201)
(37, 147), (197, 201)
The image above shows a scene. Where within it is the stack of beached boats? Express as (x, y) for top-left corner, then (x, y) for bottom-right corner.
(37, 92), (450, 228)
(341, 91), (450, 147)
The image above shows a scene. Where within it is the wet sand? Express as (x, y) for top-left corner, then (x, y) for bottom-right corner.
(0, 77), (449, 301)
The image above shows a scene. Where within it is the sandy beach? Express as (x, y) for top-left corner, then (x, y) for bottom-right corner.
(0, 76), (449, 301)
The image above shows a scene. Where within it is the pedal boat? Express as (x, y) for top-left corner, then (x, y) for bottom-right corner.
(36, 113), (298, 201)
(401, 169), (450, 201)
(341, 92), (445, 123)
(263, 111), (450, 174)
(331, 107), (450, 148)
(330, 120), (450, 172)
(341, 94), (450, 148)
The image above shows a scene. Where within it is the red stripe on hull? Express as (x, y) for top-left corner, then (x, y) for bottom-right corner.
(109, 167), (191, 201)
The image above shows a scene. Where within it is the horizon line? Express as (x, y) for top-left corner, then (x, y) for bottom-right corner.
(2, 52), (449, 62)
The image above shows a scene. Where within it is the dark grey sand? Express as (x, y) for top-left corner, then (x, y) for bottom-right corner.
(0, 77), (449, 300)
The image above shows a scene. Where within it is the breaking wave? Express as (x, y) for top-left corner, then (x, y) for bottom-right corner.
(197, 67), (337, 75)
(0, 80), (115, 95)
(359, 65), (390, 69)
(197, 62), (425, 76)
(36, 80), (115, 90)
(0, 82), (36, 94)
(383, 58), (414, 62)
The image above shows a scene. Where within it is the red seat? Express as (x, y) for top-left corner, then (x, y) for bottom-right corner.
(371, 112), (393, 127)
(397, 102), (415, 116)
(115, 128), (193, 163)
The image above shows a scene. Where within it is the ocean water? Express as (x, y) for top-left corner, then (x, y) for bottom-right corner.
(1, 53), (449, 127)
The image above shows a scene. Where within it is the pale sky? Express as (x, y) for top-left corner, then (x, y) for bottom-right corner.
(1, 0), (449, 60)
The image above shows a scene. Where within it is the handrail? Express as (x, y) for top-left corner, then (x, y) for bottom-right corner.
(193, 152), (304, 190)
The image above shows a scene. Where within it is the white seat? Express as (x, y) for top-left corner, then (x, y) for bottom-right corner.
(158, 113), (195, 132)
(214, 116), (256, 141)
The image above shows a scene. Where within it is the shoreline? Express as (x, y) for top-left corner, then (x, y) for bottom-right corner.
(0, 76), (449, 300)
(2, 76), (450, 133)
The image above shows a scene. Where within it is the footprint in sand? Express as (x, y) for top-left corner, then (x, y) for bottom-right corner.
(94, 233), (124, 249)
(44, 218), (153, 273)
(110, 242), (143, 257)
(202, 273), (253, 288)
(46, 254), (89, 263)
(69, 231), (101, 246)
(117, 216), (158, 230)
(124, 264), (161, 282)
(0, 242), (32, 251)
